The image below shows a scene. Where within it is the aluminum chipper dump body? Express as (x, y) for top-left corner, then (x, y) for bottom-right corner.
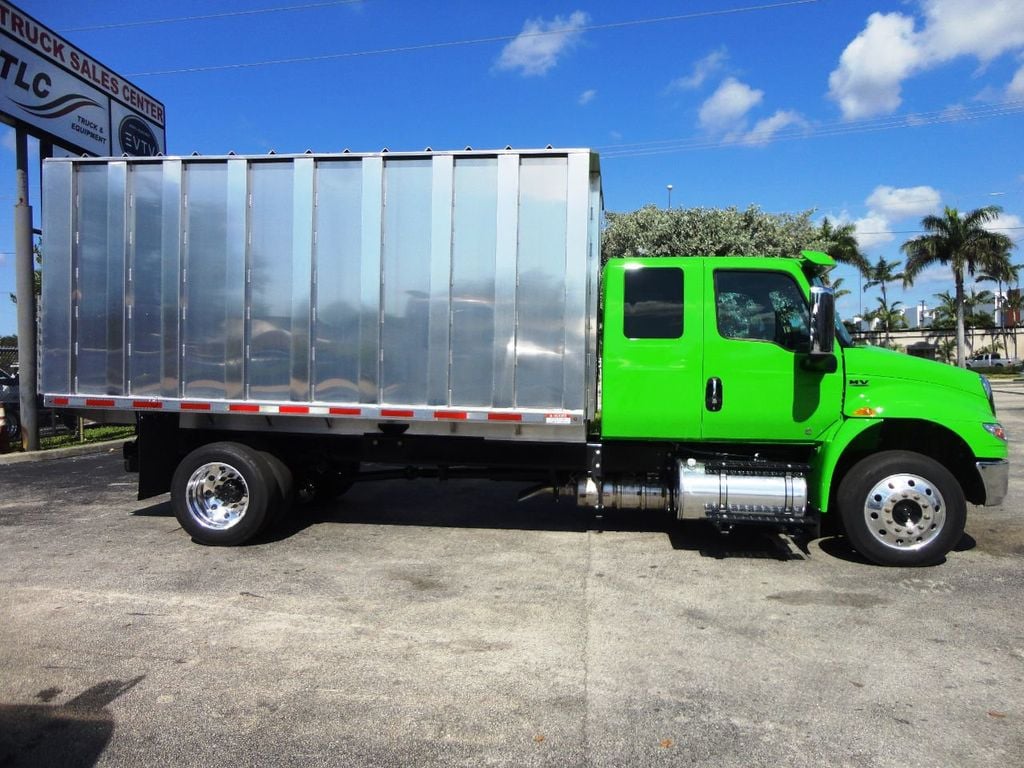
(40, 149), (607, 544)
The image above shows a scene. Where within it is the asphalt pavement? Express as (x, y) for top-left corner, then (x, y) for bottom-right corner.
(1, 389), (1022, 767)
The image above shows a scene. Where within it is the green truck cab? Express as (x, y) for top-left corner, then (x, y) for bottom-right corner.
(598, 251), (1008, 566)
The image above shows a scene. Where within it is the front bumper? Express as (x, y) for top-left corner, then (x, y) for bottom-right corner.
(976, 460), (1009, 506)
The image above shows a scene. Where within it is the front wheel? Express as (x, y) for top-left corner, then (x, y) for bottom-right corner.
(837, 450), (966, 567)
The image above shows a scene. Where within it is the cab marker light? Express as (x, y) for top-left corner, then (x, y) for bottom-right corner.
(983, 423), (1007, 441)
(852, 407), (878, 417)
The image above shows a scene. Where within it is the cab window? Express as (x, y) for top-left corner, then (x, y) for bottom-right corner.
(623, 267), (683, 339)
(714, 270), (809, 349)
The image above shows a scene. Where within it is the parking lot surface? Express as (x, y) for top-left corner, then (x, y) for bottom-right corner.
(1, 387), (1023, 767)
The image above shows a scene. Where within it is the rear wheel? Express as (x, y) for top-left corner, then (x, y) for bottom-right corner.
(171, 442), (278, 546)
(837, 450), (966, 566)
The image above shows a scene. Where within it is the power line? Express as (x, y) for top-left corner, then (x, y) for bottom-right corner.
(60, 0), (367, 33)
(126, 0), (820, 76)
(598, 100), (1024, 158)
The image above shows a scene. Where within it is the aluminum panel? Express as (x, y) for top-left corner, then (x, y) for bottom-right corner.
(492, 154), (520, 408)
(75, 162), (126, 396)
(358, 157), (383, 404)
(40, 160), (73, 394)
(562, 152), (590, 411)
(248, 161), (307, 401)
(515, 157), (568, 408)
(451, 157), (499, 407)
(381, 158), (432, 405)
(313, 160), (363, 402)
(427, 155), (454, 406)
(127, 163), (180, 396)
(160, 161), (183, 398)
(586, 168), (602, 419)
(182, 162), (244, 399)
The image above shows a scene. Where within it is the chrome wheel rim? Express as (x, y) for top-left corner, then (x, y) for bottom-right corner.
(184, 462), (250, 531)
(862, 472), (946, 552)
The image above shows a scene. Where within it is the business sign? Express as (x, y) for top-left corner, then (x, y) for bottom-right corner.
(0, 1), (165, 156)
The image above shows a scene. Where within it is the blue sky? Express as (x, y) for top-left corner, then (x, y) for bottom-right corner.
(2, 0), (1023, 335)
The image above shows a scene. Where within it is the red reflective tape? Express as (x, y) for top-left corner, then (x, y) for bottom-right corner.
(434, 410), (467, 420)
(487, 412), (522, 422)
(329, 407), (361, 416)
(133, 400), (162, 409)
(85, 398), (116, 408)
(381, 409), (414, 418)
(229, 404), (261, 413)
(279, 405), (309, 414)
(180, 402), (211, 411)
(52, 397), (69, 406)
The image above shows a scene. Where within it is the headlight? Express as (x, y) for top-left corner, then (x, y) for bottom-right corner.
(983, 422), (1007, 441)
(980, 375), (996, 416)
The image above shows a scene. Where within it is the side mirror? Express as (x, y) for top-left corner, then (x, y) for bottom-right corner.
(809, 287), (835, 355)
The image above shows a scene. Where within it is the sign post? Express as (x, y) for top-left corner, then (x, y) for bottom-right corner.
(14, 128), (34, 450)
(0, 1), (167, 450)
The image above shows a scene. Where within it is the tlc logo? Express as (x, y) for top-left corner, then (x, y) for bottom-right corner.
(0, 48), (51, 98)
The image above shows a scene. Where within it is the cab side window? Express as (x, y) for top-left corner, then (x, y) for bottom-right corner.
(714, 270), (809, 349)
(623, 267), (684, 339)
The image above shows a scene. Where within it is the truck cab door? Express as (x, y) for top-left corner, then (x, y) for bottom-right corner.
(700, 266), (843, 443)
(600, 259), (705, 440)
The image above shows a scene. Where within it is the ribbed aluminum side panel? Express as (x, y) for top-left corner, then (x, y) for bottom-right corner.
(40, 149), (602, 432)
(40, 161), (73, 394)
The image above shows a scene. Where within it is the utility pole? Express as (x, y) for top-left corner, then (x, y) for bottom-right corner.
(14, 130), (38, 451)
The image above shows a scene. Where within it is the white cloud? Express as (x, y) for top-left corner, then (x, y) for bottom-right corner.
(1009, 65), (1024, 97)
(985, 212), (1023, 245)
(668, 47), (728, 91)
(829, 0), (1024, 120)
(828, 12), (922, 120)
(698, 77), (763, 132)
(853, 185), (943, 251)
(918, 0), (1024, 63)
(854, 213), (895, 250)
(495, 11), (588, 76)
(865, 185), (941, 220)
(742, 109), (806, 145)
(578, 89), (596, 106)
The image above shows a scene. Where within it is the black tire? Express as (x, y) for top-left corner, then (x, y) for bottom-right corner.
(837, 450), (966, 567)
(171, 442), (278, 546)
(258, 450), (295, 531)
(4, 408), (20, 442)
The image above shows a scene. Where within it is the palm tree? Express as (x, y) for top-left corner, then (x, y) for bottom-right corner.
(819, 218), (870, 273)
(977, 257), (1021, 354)
(902, 206), (1013, 367)
(862, 257), (905, 309)
(866, 296), (906, 347)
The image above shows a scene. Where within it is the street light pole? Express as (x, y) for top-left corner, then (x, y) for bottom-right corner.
(666, 184), (673, 209)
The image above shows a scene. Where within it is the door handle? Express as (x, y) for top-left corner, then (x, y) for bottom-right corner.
(705, 377), (723, 412)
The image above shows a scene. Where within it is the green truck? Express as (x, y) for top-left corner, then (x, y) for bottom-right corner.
(40, 148), (1008, 565)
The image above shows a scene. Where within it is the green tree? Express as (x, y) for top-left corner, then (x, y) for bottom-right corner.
(865, 296), (906, 347)
(818, 218), (869, 273)
(602, 205), (836, 262)
(862, 257), (904, 310)
(901, 206), (1014, 368)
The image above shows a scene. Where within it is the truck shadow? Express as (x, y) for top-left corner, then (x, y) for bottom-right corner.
(0, 676), (143, 768)
(281, 484), (810, 560)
